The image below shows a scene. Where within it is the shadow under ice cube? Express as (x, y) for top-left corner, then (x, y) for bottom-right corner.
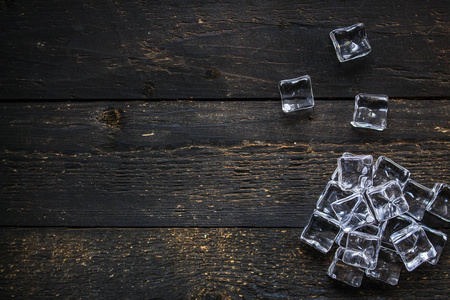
(330, 23), (372, 62)
(300, 210), (341, 253)
(351, 94), (388, 131)
(278, 75), (314, 113)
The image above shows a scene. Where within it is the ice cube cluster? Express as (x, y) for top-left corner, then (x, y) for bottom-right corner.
(301, 153), (448, 287)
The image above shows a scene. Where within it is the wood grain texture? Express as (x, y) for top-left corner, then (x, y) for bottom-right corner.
(1, 101), (449, 227)
(1, 0), (449, 99)
(1, 228), (449, 299)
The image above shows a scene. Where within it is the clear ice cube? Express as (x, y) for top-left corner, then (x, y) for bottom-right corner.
(391, 223), (437, 271)
(381, 214), (416, 249)
(367, 181), (409, 222)
(366, 246), (402, 285)
(300, 210), (341, 253)
(278, 75), (314, 113)
(422, 225), (447, 265)
(329, 23), (372, 62)
(427, 183), (450, 222)
(337, 154), (373, 191)
(402, 179), (434, 221)
(327, 247), (365, 287)
(351, 94), (388, 131)
(316, 181), (352, 220)
(336, 222), (384, 248)
(331, 193), (375, 232)
(373, 156), (410, 187)
(343, 231), (381, 270)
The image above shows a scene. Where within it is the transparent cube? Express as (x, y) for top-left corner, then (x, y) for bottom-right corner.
(366, 246), (402, 285)
(342, 231), (381, 270)
(329, 23), (372, 62)
(366, 181), (409, 222)
(337, 154), (373, 191)
(427, 183), (450, 222)
(381, 214), (416, 249)
(300, 210), (341, 253)
(331, 193), (375, 232)
(316, 181), (352, 220)
(278, 75), (314, 113)
(391, 223), (437, 271)
(402, 179), (434, 221)
(336, 222), (385, 248)
(331, 152), (356, 181)
(422, 225), (447, 265)
(327, 247), (365, 287)
(351, 94), (388, 131)
(373, 156), (410, 187)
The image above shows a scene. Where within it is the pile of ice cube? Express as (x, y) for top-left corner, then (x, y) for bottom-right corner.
(301, 153), (449, 287)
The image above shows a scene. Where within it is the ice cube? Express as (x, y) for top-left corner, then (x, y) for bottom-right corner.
(343, 231), (381, 270)
(337, 154), (373, 191)
(329, 23), (372, 62)
(366, 181), (409, 222)
(366, 246), (402, 285)
(373, 156), (410, 187)
(300, 210), (341, 253)
(427, 183), (450, 222)
(336, 222), (385, 248)
(316, 181), (352, 220)
(278, 75), (314, 113)
(391, 223), (437, 271)
(422, 225), (447, 265)
(327, 247), (365, 287)
(331, 193), (375, 232)
(350, 94), (388, 131)
(381, 214), (416, 249)
(402, 179), (434, 221)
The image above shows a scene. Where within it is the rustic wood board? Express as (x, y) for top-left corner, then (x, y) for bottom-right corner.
(1, 0), (449, 99)
(1, 228), (449, 299)
(1, 101), (449, 227)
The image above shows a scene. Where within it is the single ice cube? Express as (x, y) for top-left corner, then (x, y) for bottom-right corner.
(337, 154), (373, 191)
(329, 23), (372, 62)
(331, 152), (357, 181)
(427, 183), (450, 222)
(366, 246), (402, 285)
(316, 181), (352, 220)
(327, 247), (365, 287)
(336, 222), (385, 247)
(422, 224), (447, 265)
(391, 223), (437, 271)
(366, 181), (409, 222)
(343, 231), (381, 270)
(373, 156), (410, 187)
(331, 193), (375, 232)
(278, 75), (314, 113)
(300, 210), (341, 253)
(351, 94), (388, 131)
(402, 179), (434, 221)
(381, 214), (416, 249)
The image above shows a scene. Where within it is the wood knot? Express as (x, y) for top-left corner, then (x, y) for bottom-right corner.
(98, 108), (124, 129)
(203, 67), (221, 80)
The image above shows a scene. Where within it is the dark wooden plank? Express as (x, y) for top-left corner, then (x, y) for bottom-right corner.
(1, 228), (449, 298)
(0, 0), (448, 99)
(0, 101), (449, 227)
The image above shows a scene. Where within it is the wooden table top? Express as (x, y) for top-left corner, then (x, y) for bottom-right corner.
(1, 1), (449, 298)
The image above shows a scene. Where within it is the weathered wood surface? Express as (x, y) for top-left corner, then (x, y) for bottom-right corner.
(1, 101), (449, 227)
(1, 228), (449, 299)
(1, 0), (449, 99)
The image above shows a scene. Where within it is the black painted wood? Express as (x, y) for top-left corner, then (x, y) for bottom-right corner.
(1, 0), (449, 99)
(0, 101), (449, 227)
(1, 228), (449, 299)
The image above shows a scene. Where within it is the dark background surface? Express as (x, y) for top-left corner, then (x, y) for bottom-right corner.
(0, 0), (449, 299)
